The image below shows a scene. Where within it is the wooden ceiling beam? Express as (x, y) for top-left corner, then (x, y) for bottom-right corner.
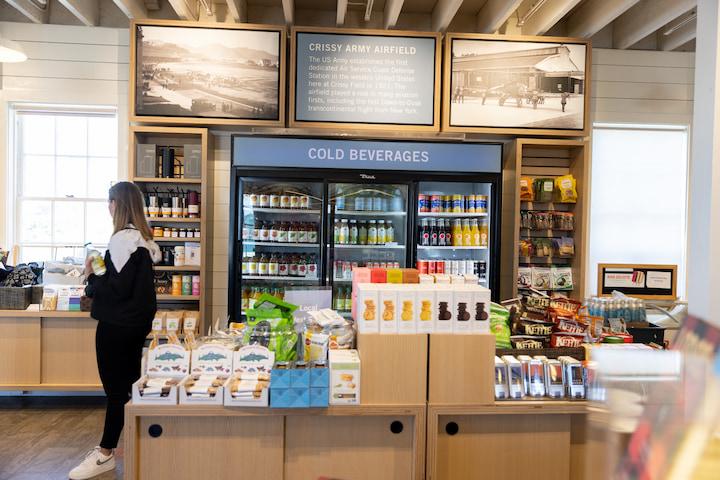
(566, 0), (641, 38)
(281, 0), (294, 25)
(659, 17), (697, 51)
(613, 0), (695, 49)
(431, 0), (463, 32)
(337, 0), (348, 26)
(5, 0), (49, 23)
(167, 0), (199, 21)
(476, 0), (524, 33)
(56, 0), (99, 26)
(226, 0), (247, 22)
(520, 0), (582, 36)
(112, 0), (147, 19)
(383, 0), (404, 28)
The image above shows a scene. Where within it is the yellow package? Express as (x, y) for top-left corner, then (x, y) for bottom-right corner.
(519, 177), (534, 201)
(555, 175), (577, 203)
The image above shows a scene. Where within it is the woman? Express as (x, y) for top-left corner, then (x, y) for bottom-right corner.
(69, 182), (160, 480)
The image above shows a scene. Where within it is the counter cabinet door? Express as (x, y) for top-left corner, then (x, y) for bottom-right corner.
(285, 414), (416, 480)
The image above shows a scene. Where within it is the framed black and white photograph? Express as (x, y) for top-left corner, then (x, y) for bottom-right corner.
(443, 34), (590, 136)
(130, 20), (286, 126)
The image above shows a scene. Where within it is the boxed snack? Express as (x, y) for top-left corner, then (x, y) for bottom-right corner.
(370, 268), (387, 283)
(435, 285), (454, 333)
(351, 267), (371, 286)
(329, 349), (360, 405)
(494, 356), (509, 400)
(531, 267), (552, 290)
(452, 285), (474, 333)
(502, 356), (525, 399)
(418, 274), (435, 284)
(185, 242), (201, 266)
(396, 287), (417, 334)
(355, 284), (380, 334)
(434, 274), (451, 284)
(40, 286), (59, 311)
(386, 268), (403, 284)
(517, 267), (532, 290)
(415, 285), (436, 334)
(558, 356), (585, 399)
(133, 342), (190, 405)
(449, 275), (464, 284)
(551, 267), (574, 290)
(470, 285), (492, 334)
(401, 268), (420, 284)
(378, 286), (398, 334)
(224, 345), (274, 407)
(544, 359), (565, 398)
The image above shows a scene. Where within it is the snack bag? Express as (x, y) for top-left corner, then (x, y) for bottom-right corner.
(534, 178), (555, 203)
(520, 177), (534, 201)
(555, 174), (578, 203)
(489, 302), (512, 349)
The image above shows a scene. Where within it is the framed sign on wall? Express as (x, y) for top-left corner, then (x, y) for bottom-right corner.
(290, 27), (442, 132)
(130, 20), (286, 127)
(597, 264), (678, 300)
(443, 33), (591, 137)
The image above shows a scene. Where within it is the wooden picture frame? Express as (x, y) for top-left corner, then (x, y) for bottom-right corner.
(129, 19), (286, 127)
(289, 26), (442, 132)
(597, 263), (678, 300)
(442, 33), (591, 137)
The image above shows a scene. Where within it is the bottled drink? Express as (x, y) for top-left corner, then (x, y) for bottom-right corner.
(358, 221), (368, 245)
(288, 222), (299, 243)
(253, 219), (261, 241)
(349, 220), (359, 245)
(247, 254), (258, 276)
(297, 256), (307, 277)
(269, 221), (279, 242)
(462, 219), (472, 246)
(470, 219), (480, 246)
(336, 187), (345, 210)
(391, 189), (403, 211)
(268, 253), (279, 276)
(278, 254), (289, 276)
(452, 219), (463, 246)
(368, 220), (378, 245)
(377, 220), (386, 244)
(258, 254), (269, 276)
(437, 219), (446, 246)
(445, 219), (452, 246)
(386, 220), (395, 243)
(241, 254), (249, 275)
(429, 218), (438, 246)
(479, 219), (489, 246)
(307, 255), (318, 279)
(278, 222), (288, 243)
(343, 289), (352, 311)
(297, 223), (308, 243)
(334, 288), (345, 311)
(419, 219), (429, 246)
(308, 224), (318, 244)
(339, 219), (349, 244)
(289, 255), (299, 277)
(333, 219), (340, 244)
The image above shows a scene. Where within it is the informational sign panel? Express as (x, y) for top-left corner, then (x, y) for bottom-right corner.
(291, 28), (441, 130)
(232, 136), (502, 173)
(597, 264), (677, 299)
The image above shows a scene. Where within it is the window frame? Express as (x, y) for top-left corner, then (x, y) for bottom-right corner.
(8, 104), (120, 262)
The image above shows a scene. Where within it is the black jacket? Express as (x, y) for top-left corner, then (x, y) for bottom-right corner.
(86, 247), (157, 328)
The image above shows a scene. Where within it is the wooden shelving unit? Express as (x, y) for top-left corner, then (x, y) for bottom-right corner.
(130, 126), (211, 331)
(501, 138), (589, 300)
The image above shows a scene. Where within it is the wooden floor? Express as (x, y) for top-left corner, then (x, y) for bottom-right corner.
(0, 397), (123, 480)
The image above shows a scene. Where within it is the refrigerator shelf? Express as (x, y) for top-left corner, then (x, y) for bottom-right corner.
(335, 210), (407, 216)
(243, 207), (321, 214)
(417, 212), (488, 218)
(333, 244), (405, 249)
(333, 279), (352, 283)
(242, 275), (320, 282)
(242, 241), (319, 248)
(417, 246), (488, 250)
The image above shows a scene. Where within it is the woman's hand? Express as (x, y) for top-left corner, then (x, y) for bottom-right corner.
(84, 257), (94, 277)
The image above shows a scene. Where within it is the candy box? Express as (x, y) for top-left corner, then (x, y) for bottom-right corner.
(370, 268), (387, 283)
(329, 349), (360, 405)
(415, 285), (436, 334)
(378, 286), (398, 334)
(355, 284), (380, 334)
(386, 269), (403, 284)
(452, 285), (474, 334)
(401, 268), (420, 284)
(396, 287), (417, 334)
(434, 285), (454, 334)
(470, 285), (492, 334)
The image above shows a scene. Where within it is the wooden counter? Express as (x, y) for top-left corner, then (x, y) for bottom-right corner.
(124, 403), (426, 480)
(0, 308), (101, 391)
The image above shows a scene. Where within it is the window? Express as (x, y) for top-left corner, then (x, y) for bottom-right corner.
(588, 124), (689, 298)
(9, 106), (118, 263)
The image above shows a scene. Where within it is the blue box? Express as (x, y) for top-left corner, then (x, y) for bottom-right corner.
(309, 387), (329, 407)
(271, 368), (291, 389)
(270, 386), (310, 408)
(289, 368), (310, 388)
(309, 367), (329, 388)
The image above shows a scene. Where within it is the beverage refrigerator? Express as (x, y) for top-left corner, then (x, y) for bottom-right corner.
(228, 135), (502, 321)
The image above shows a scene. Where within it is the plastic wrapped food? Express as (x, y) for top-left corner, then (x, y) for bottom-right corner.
(489, 302), (512, 349)
(555, 175), (578, 203)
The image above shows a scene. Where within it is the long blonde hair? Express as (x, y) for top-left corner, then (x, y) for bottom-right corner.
(109, 182), (153, 241)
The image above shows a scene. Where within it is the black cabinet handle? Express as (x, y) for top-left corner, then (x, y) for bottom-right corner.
(390, 420), (404, 434)
(445, 422), (459, 436)
(148, 424), (163, 438)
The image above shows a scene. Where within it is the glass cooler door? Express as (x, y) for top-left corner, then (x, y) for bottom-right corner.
(416, 181), (492, 286)
(238, 178), (324, 315)
(327, 182), (409, 316)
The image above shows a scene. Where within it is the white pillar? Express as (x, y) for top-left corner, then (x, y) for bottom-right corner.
(687, 0), (720, 324)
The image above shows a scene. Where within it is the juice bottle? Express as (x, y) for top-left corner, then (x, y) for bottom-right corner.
(385, 220), (395, 243)
(358, 221), (368, 245)
(334, 288), (344, 310)
(268, 253), (279, 276)
(343, 289), (352, 311)
(333, 219), (340, 244)
(258, 254), (269, 276)
(278, 222), (288, 243)
(462, 219), (472, 246)
(339, 219), (349, 244)
(480, 219), (489, 246)
(349, 220), (358, 245)
(452, 219), (463, 246)
(470, 219), (481, 246)
(377, 220), (386, 244)
(368, 220), (378, 245)
(288, 222), (298, 243)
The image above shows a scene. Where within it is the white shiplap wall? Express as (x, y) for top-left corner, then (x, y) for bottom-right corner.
(0, 22), (129, 247)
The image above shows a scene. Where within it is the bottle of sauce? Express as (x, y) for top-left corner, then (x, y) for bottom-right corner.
(368, 220), (378, 245)
(470, 219), (481, 246)
(452, 219), (463, 246)
(269, 221), (279, 243)
(278, 222), (288, 243)
(268, 253), (279, 276)
(288, 222), (298, 243)
(462, 219), (472, 247)
(278, 254), (289, 276)
(349, 220), (358, 245)
(377, 220), (386, 244)
(257, 254), (269, 276)
(241, 254), (249, 275)
(385, 220), (395, 243)
(429, 219), (438, 246)
(358, 221), (368, 245)
(339, 219), (349, 244)
(247, 253), (258, 276)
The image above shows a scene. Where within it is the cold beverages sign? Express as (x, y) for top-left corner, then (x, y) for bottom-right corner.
(293, 31), (438, 127)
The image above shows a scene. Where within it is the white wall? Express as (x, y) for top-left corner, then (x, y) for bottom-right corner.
(0, 22), (129, 248)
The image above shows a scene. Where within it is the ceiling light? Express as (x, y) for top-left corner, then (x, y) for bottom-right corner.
(0, 37), (27, 63)
(664, 11), (696, 36)
(517, 0), (547, 27)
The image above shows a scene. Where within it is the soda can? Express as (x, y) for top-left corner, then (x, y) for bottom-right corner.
(418, 194), (429, 213)
(393, 262), (400, 268)
(443, 195), (452, 212)
(430, 195), (442, 213)
(466, 195), (476, 213)
(428, 261), (436, 274)
(436, 260), (445, 274)
(380, 262), (388, 269)
(417, 260), (428, 274)
(452, 194), (464, 213)
(476, 195), (488, 213)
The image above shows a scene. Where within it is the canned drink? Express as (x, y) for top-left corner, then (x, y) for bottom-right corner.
(430, 195), (442, 213)
(478, 261), (487, 278)
(436, 260), (445, 274)
(290, 196), (300, 209)
(417, 260), (428, 274)
(393, 262), (400, 268)
(380, 262), (388, 269)
(452, 194), (464, 213)
(280, 195), (291, 208)
(465, 260), (475, 276)
(476, 195), (488, 213)
(428, 261), (436, 274)
(300, 195), (310, 209)
(259, 194), (270, 207)
(418, 194), (429, 213)
(440, 195), (450, 212)
(269, 195), (280, 208)
(466, 195), (476, 213)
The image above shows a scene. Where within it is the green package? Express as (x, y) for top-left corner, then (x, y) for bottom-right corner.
(244, 307), (298, 361)
(489, 302), (512, 349)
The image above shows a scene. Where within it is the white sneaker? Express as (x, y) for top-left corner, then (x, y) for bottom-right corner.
(68, 447), (116, 480)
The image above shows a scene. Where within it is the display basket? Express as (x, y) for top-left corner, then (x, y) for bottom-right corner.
(0, 286), (31, 310)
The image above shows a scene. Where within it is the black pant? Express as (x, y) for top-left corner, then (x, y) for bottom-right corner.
(95, 321), (149, 449)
